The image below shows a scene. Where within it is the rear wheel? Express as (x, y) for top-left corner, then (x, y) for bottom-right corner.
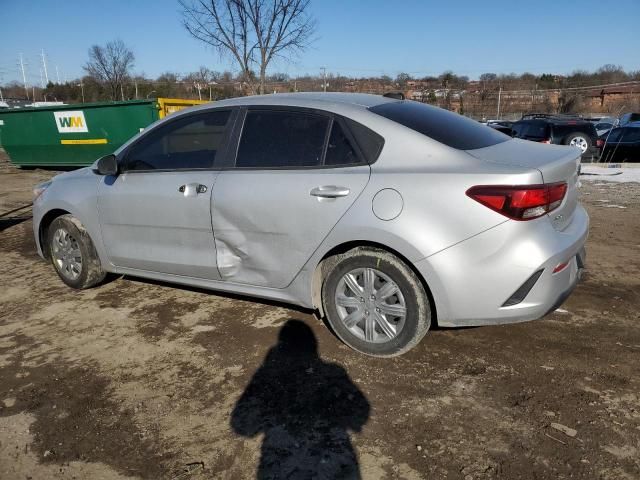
(566, 133), (591, 154)
(322, 247), (431, 357)
(48, 215), (106, 289)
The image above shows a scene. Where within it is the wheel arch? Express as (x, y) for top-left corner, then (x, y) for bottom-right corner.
(311, 240), (438, 326)
(38, 208), (72, 259)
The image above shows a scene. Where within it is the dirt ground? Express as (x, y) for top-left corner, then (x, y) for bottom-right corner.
(1, 152), (639, 480)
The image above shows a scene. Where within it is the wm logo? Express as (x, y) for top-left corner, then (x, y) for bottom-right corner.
(58, 116), (84, 128)
(54, 111), (88, 133)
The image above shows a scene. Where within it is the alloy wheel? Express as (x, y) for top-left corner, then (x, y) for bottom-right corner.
(569, 136), (588, 153)
(334, 267), (407, 343)
(51, 228), (83, 281)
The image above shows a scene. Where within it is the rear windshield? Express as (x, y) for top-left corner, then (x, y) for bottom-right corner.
(369, 101), (509, 150)
(512, 121), (550, 138)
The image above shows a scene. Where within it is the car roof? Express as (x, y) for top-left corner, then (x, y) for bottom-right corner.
(198, 92), (397, 111)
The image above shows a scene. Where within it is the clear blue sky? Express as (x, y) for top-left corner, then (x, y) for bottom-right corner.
(1, 0), (638, 85)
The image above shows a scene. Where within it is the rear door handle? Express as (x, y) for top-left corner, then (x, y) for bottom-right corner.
(178, 183), (208, 197)
(310, 186), (350, 198)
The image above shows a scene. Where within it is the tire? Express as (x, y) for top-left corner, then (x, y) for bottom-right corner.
(47, 214), (106, 289)
(321, 247), (431, 357)
(565, 133), (591, 154)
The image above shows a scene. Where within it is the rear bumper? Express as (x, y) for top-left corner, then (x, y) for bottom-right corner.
(415, 204), (589, 327)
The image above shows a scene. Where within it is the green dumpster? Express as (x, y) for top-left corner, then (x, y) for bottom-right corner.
(0, 98), (209, 167)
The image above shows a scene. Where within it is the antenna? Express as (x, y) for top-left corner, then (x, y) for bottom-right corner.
(18, 53), (29, 99)
(41, 49), (49, 85)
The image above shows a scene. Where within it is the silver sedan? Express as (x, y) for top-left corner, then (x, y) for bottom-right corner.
(33, 93), (588, 356)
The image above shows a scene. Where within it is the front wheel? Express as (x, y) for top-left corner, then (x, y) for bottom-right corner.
(47, 215), (106, 289)
(322, 248), (431, 357)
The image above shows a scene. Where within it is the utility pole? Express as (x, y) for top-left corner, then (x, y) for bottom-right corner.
(78, 79), (85, 103)
(40, 49), (49, 85)
(496, 84), (502, 120)
(321, 67), (327, 93)
(55, 65), (61, 84)
(18, 53), (29, 99)
(134, 78), (139, 99)
(40, 68), (45, 89)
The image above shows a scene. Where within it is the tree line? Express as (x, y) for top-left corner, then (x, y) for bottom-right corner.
(3, 61), (638, 105)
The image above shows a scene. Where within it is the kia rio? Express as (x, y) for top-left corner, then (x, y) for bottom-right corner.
(33, 93), (588, 356)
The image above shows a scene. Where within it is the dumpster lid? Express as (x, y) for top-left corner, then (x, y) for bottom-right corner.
(0, 99), (157, 114)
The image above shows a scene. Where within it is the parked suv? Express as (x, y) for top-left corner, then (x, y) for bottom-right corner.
(511, 114), (600, 160)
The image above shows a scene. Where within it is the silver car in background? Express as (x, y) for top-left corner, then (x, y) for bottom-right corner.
(33, 93), (588, 356)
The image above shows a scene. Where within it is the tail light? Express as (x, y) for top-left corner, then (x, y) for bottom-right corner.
(540, 139), (552, 144)
(596, 139), (604, 148)
(466, 182), (568, 221)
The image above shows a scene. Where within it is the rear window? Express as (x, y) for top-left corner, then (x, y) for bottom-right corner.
(369, 101), (508, 150)
(512, 121), (550, 139)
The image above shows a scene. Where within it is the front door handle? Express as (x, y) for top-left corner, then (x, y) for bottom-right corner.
(178, 183), (208, 197)
(310, 185), (350, 198)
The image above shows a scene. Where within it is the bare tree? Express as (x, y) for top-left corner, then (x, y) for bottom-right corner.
(180, 0), (316, 94)
(84, 40), (135, 100)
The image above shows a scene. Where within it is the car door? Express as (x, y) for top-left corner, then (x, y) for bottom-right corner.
(211, 108), (371, 288)
(97, 108), (236, 279)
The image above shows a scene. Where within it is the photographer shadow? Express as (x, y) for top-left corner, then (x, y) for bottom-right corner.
(231, 320), (370, 479)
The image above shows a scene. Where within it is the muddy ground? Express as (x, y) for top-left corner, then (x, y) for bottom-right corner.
(1, 153), (639, 479)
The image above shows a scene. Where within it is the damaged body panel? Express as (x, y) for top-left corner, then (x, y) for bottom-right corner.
(212, 166), (370, 287)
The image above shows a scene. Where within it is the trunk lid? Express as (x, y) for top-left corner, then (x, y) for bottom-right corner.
(466, 138), (581, 231)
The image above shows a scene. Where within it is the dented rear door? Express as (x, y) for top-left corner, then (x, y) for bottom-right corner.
(212, 167), (369, 288)
(211, 108), (370, 288)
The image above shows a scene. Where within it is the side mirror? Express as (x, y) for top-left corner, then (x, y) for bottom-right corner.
(96, 154), (118, 176)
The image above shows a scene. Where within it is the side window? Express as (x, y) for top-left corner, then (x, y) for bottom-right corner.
(236, 111), (329, 168)
(124, 110), (231, 171)
(325, 121), (360, 165)
(345, 118), (385, 163)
